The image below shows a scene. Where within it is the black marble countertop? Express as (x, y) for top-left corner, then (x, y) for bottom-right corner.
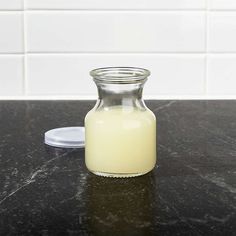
(0, 100), (235, 236)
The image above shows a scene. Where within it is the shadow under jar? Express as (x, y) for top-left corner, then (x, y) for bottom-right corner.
(85, 67), (156, 178)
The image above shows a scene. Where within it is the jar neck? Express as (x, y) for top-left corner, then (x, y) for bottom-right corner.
(95, 82), (146, 108)
(90, 67), (150, 109)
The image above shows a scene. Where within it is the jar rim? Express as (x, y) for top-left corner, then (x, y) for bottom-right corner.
(90, 67), (150, 84)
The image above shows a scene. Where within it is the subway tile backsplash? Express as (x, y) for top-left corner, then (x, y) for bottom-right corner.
(208, 0), (236, 10)
(27, 54), (205, 96)
(0, 55), (23, 95)
(209, 12), (236, 52)
(0, 0), (23, 10)
(26, 12), (205, 53)
(26, 0), (206, 10)
(208, 55), (236, 95)
(0, 12), (23, 53)
(0, 0), (236, 98)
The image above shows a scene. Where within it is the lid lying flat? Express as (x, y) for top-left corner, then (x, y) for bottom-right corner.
(44, 127), (85, 148)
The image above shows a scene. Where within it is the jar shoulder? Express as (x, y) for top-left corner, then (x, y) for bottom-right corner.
(85, 108), (96, 122)
(85, 106), (156, 124)
(145, 107), (156, 121)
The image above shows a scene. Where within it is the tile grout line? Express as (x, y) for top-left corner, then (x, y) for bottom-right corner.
(0, 9), (235, 12)
(22, 52), (208, 55)
(1, 52), (236, 55)
(23, 0), (27, 96)
(20, 8), (236, 12)
(0, 10), (23, 12)
(24, 9), (206, 12)
(205, 0), (209, 96)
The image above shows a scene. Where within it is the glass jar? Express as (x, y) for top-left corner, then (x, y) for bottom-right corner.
(85, 67), (156, 178)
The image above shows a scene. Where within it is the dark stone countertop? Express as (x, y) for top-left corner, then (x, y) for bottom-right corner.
(0, 100), (235, 236)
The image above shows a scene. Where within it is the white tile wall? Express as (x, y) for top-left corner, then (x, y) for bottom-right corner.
(27, 54), (205, 96)
(0, 0), (23, 10)
(208, 55), (236, 95)
(208, 0), (236, 10)
(0, 12), (23, 53)
(0, 56), (23, 95)
(1, 0), (236, 99)
(209, 12), (236, 52)
(26, 12), (205, 53)
(26, 0), (206, 10)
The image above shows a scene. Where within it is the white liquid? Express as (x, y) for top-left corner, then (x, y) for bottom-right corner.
(85, 106), (156, 177)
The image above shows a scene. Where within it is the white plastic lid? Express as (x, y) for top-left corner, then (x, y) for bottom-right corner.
(44, 127), (85, 148)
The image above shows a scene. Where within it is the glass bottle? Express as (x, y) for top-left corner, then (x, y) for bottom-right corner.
(85, 67), (156, 178)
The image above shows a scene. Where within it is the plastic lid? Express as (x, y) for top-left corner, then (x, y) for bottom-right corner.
(44, 127), (85, 148)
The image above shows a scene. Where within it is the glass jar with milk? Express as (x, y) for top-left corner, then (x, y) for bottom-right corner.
(85, 67), (156, 178)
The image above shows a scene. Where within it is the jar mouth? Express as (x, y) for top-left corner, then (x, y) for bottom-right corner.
(90, 67), (150, 84)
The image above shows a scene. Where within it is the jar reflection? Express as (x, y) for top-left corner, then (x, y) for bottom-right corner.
(85, 173), (156, 236)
